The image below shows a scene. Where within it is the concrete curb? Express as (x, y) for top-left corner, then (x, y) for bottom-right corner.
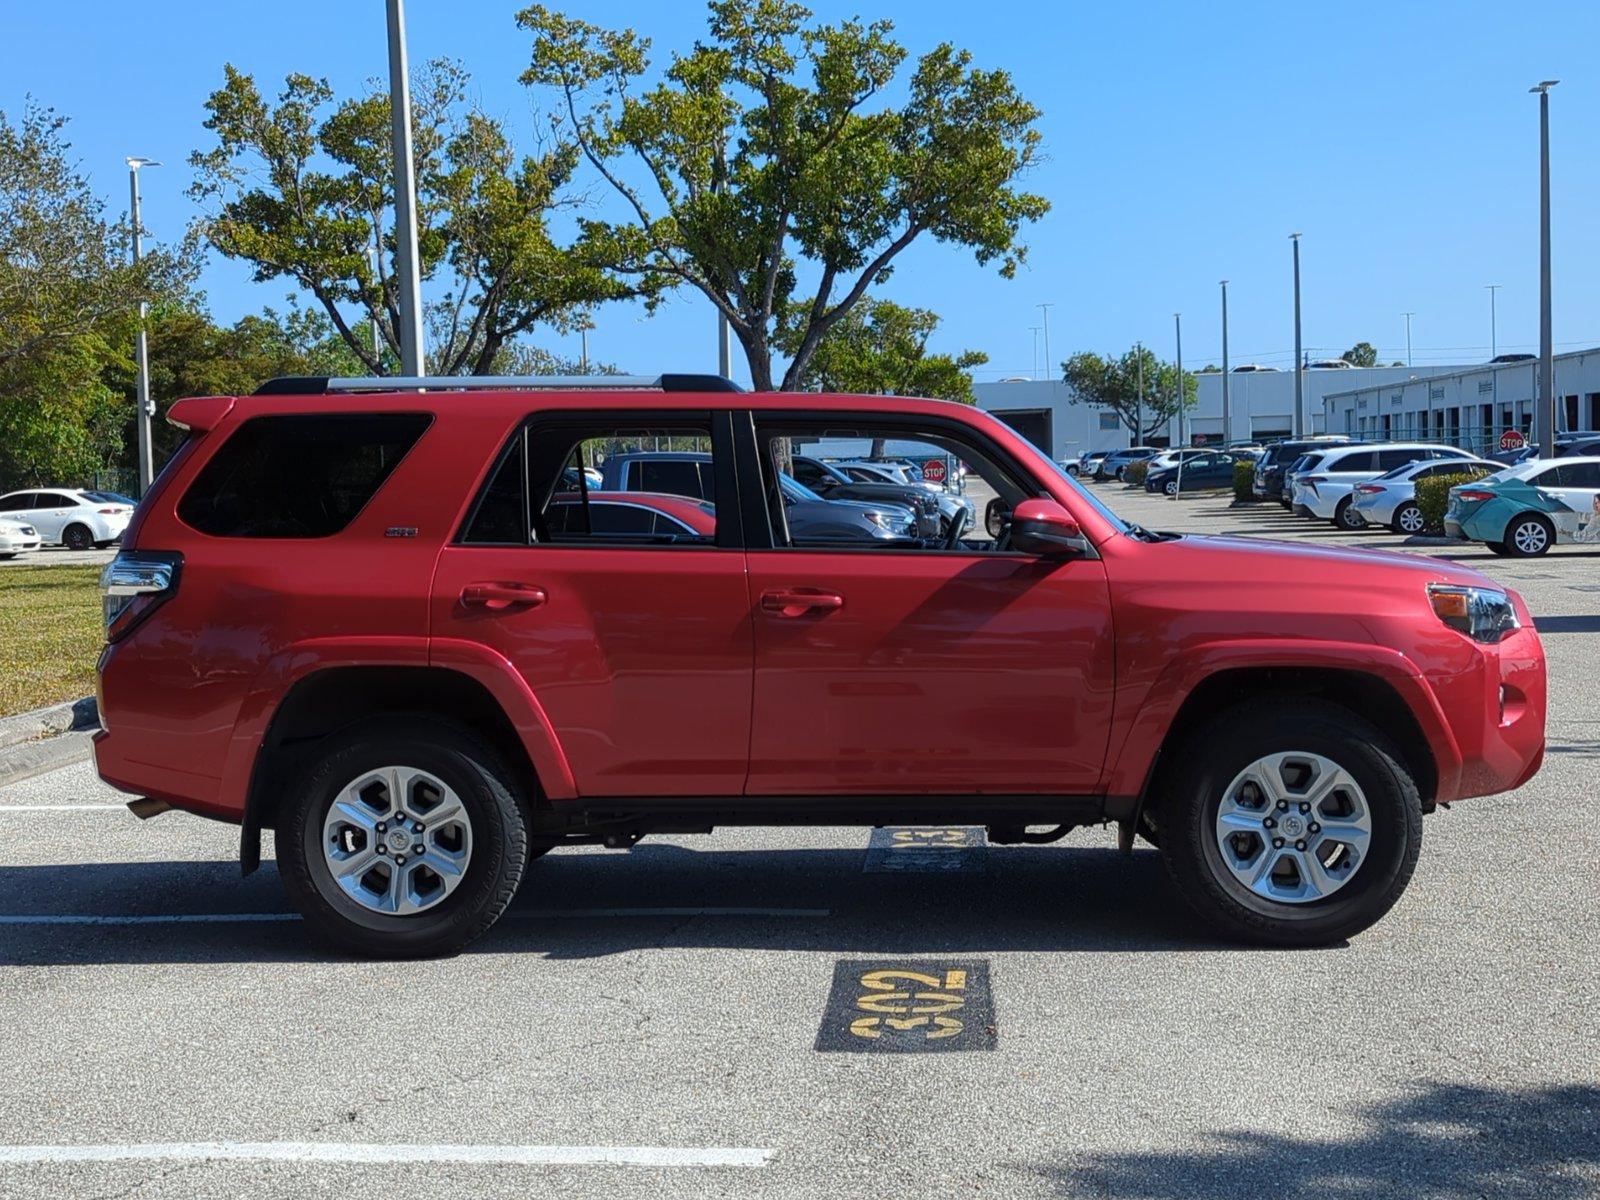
(0, 697), (98, 787)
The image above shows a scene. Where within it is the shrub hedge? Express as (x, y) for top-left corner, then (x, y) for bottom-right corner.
(1415, 467), (1495, 532)
(1126, 461), (1149, 487)
(1233, 459), (1255, 502)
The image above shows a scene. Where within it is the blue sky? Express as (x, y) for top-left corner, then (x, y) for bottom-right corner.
(5, 0), (1599, 385)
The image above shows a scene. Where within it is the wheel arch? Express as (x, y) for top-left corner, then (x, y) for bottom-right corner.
(1118, 660), (1451, 832)
(239, 665), (547, 875)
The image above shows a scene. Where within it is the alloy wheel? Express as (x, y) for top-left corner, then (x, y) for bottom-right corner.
(1212, 751), (1372, 904)
(1396, 504), (1425, 534)
(321, 766), (474, 915)
(1512, 519), (1549, 555)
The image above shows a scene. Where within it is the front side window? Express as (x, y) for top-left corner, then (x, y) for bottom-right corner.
(754, 419), (1031, 552)
(178, 413), (431, 538)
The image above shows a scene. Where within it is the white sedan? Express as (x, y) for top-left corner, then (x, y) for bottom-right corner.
(0, 517), (42, 559)
(0, 488), (134, 550)
(1350, 458), (1499, 534)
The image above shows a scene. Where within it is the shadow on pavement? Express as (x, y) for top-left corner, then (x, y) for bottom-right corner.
(0, 841), (1268, 965)
(1034, 1081), (1600, 1199)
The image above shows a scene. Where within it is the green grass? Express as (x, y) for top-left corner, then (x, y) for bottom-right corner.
(0, 564), (103, 716)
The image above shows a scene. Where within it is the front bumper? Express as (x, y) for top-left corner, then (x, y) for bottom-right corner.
(1438, 622), (1547, 803)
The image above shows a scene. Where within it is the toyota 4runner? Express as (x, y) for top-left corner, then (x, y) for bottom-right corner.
(95, 374), (1547, 956)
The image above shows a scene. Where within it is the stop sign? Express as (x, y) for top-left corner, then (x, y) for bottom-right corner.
(922, 458), (947, 485)
(1499, 429), (1526, 451)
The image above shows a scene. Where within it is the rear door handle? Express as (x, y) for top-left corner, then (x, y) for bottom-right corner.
(760, 588), (844, 617)
(460, 581), (548, 611)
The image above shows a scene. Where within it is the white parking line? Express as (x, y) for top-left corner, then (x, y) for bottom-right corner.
(0, 907), (830, 926)
(0, 804), (129, 812)
(0, 1141), (772, 1168)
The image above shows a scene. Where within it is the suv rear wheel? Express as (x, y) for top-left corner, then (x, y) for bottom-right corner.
(1333, 498), (1365, 530)
(277, 716), (530, 957)
(1154, 699), (1422, 946)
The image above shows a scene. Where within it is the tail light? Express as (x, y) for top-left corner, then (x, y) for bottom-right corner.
(1355, 484), (1383, 494)
(1456, 489), (1495, 503)
(97, 507), (121, 514)
(1303, 475), (1326, 492)
(100, 551), (181, 641)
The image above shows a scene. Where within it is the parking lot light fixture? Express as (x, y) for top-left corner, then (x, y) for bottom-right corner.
(1220, 281), (1231, 444)
(126, 157), (161, 496)
(1530, 81), (1558, 451)
(1290, 233), (1303, 437)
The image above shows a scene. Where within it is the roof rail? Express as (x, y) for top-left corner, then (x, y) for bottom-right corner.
(252, 373), (742, 396)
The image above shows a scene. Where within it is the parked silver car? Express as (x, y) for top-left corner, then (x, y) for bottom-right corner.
(1350, 457), (1499, 534)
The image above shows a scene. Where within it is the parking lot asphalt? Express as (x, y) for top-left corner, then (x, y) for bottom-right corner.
(1, 484), (1596, 1198)
(0, 546), (116, 569)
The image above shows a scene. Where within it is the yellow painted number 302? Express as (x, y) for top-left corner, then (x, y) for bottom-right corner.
(848, 969), (968, 1040)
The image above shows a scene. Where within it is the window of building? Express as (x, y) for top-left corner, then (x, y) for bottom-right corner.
(178, 413), (432, 538)
(1098, 412), (1121, 430)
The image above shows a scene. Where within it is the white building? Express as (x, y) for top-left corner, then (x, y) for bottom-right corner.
(1321, 348), (1600, 456)
(975, 364), (1468, 462)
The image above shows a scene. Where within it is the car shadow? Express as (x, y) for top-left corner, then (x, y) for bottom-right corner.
(1030, 1081), (1600, 1199)
(0, 842), (1280, 965)
(1531, 615), (1600, 634)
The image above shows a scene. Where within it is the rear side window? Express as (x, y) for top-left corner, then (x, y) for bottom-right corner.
(178, 413), (431, 538)
(1376, 448), (1423, 471)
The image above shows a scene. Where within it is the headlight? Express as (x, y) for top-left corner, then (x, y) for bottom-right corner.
(1427, 584), (1519, 643)
(864, 511), (912, 534)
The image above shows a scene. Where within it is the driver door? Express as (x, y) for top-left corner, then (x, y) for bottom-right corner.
(741, 412), (1116, 797)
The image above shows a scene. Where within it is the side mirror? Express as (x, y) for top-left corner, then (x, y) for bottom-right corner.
(1010, 498), (1090, 557)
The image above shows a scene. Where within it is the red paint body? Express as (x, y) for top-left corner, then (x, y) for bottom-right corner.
(95, 388), (1546, 831)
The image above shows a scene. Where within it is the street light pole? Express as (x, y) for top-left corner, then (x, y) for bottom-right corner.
(126, 157), (160, 495)
(386, 0), (427, 375)
(1531, 80), (1558, 450)
(1290, 233), (1303, 437)
(1402, 312), (1413, 368)
(1486, 285), (1501, 358)
(1135, 341), (1144, 446)
(1220, 281), (1231, 445)
(1037, 303), (1054, 381)
(1173, 313), (1186, 499)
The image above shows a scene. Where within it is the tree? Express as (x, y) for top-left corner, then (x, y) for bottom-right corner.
(189, 60), (650, 375)
(519, 0), (1047, 390)
(0, 102), (192, 487)
(1061, 346), (1196, 442)
(781, 297), (985, 401)
(1342, 341), (1378, 367)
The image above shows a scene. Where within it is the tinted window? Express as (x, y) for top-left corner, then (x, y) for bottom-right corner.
(630, 459), (712, 500)
(0, 493), (35, 512)
(178, 413), (431, 538)
(1376, 448), (1425, 471)
(1557, 461), (1600, 488)
(35, 492), (77, 507)
(462, 432), (528, 545)
(1326, 450), (1376, 472)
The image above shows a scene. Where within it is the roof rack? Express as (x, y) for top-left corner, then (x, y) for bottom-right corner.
(252, 373), (742, 396)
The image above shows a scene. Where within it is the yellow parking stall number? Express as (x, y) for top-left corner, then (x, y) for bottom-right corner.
(848, 968), (969, 1041)
(889, 829), (968, 849)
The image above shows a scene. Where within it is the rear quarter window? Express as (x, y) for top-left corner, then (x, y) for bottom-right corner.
(177, 413), (431, 538)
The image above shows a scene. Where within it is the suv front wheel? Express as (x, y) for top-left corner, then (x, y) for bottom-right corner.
(1155, 699), (1422, 946)
(277, 716), (531, 957)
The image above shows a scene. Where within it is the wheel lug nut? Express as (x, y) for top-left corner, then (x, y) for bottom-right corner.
(376, 822), (386, 833)
(413, 823), (423, 834)
(1295, 840), (1307, 851)
(377, 846), (387, 855)
(1299, 802), (1311, 814)
(1277, 800), (1288, 811)
(395, 855), (406, 866)
(1264, 817), (1276, 828)
(1273, 837), (1285, 848)
(1309, 822), (1321, 833)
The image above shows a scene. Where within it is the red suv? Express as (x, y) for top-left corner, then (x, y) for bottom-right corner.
(94, 375), (1547, 955)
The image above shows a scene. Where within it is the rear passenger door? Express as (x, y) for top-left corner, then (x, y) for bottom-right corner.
(431, 413), (753, 798)
(27, 492), (77, 542)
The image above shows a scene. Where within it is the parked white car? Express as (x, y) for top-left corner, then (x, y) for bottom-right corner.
(1291, 444), (1479, 529)
(0, 517), (42, 559)
(0, 488), (134, 549)
(1145, 448), (1209, 473)
(1350, 457), (1499, 534)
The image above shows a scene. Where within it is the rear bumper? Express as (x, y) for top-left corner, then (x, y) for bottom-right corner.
(1351, 494), (1397, 524)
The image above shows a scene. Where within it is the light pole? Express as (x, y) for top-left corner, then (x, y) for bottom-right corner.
(126, 157), (160, 495)
(386, 0), (427, 375)
(1029, 326), (1042, 379)
(1173, 313), (1186, 498)
(1290, 233), (1303, 437)
(1531, 80), (1558, 450)
(368, 238), (383, 364)
(1037, 303), (1054, 380)
(1220, 280), (1231, 445)
(1486, 284), (1501, 358)
(1135, 341), (1144, 446)
(1402, 312), (1413, 368)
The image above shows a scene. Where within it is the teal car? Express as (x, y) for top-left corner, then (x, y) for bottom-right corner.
(1445, 456), (1600, 556)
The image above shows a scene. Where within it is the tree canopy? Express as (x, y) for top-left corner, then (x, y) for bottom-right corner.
(781, 297), (985, 402)
(188, 59), (649, 375)
(1061, 346), (1196, 441)
(1342, 341), (1378, 367)
(519, 0), (1046, 390)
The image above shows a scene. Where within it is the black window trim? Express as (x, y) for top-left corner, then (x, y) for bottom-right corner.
(454, 409), (743, 551)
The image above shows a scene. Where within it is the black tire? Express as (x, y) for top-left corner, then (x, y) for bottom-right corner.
(62, 524), (93, 551)
(1279, 499), (1293, 510)
(1503, 513), (1553, 557)
(0, 553), (14, 561)
(277, 715), (531, 958)
(1390, 503), (1425, 536)
(1164, 480), (1179, 496)
(1332, 498), (1365, 530)
(1154, 699), (1422, 947)
(1486, 542), (1512, 556)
